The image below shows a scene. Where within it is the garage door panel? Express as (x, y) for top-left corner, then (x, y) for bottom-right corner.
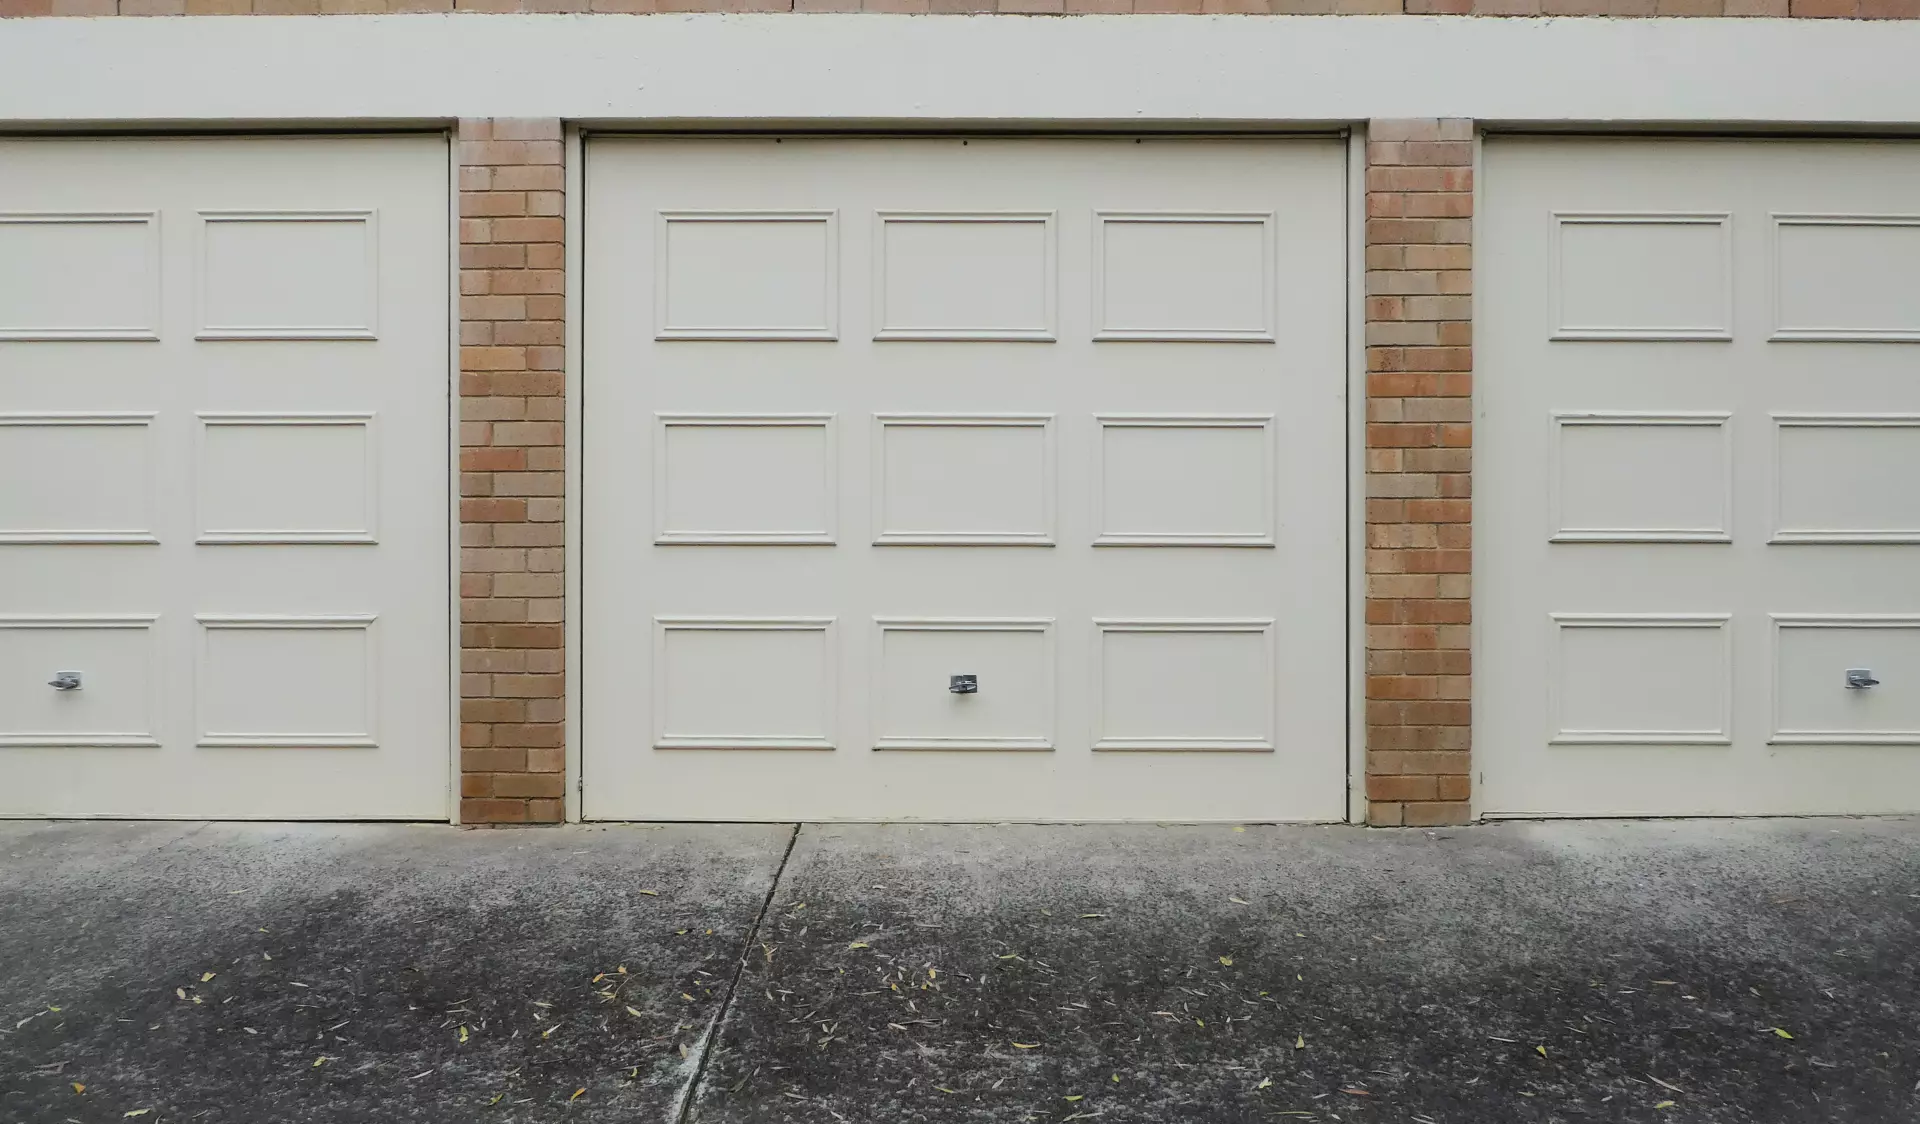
(585, 137), (1347, 822)
(872, 618), (1054, 751)
(0, 616), (162, 748)
(0, 413), (160, 543)
(1550, 212), (1732, 341)
(1771, 616), (1920, 745)
(872, 414), (1055, 545)
(0, 211), (161, 341)
(1480, 138), (1920, 817)
(1770, 415), (1920, 543)
(1771, 214), (1920, 342)
(873, 210), (1056, 341)
(0, 136), (450, 820)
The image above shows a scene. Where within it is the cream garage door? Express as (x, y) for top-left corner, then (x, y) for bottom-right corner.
(1478, 137), (1920, 817)
(583, 137), (1348, 822)
(0, 135), (450, 819)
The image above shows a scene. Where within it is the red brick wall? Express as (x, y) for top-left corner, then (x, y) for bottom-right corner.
(457, 118), (567, 824)
(1363, 119), (1473, 827)
(6, 0), (1916, 13)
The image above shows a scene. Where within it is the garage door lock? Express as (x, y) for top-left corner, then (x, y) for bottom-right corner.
(1845, 668), (1880, 690)
(47, 671), (82, 691)
(949, 674), (978, 695)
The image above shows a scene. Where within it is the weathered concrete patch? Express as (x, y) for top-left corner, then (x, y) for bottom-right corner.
(689, 819), (1920, 1124)
(0, 821), (793, 1124)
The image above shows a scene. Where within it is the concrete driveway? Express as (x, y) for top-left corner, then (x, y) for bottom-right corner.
(2, 818), (1916, 1123)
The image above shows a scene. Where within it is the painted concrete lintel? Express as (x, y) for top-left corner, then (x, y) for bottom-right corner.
(0, 16), (1918, 127)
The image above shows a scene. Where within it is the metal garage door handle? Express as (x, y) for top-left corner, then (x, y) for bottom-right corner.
(1845, 669), (1880, 690)
(47, 671), (82, 691)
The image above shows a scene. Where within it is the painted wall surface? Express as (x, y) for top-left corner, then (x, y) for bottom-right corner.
(0, 16), (1917, 125)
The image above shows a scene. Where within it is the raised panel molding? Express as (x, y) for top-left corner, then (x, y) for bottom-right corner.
(1092, 618), (1277, 751)
(1093, 414), (1276, 546)
(654, 413), (837, 545)
(195, 412), (379, 545)
(1771, 214), (1920, 342)
(872, 413), (1056, 546)
(1771, 414), (1920, 544)
(1771, 614), (1920, 745)
(0, 614), (162, 748)
(1548, 613), (1733, 745)
(653, 616), (837, 750)
(654, 210), (839, 340)
(0, 211), (161, 341)
(1550, 211), (1734, 341)
(194, 614), (378, 748)
(196, 210), (379, 340)
(0, 412), (159, 544)
(872, 210), (1057, 341)
(1092, 211), (1276, 342)
(870, 617), (1055, 751)
(1549, 411), (1733, 543)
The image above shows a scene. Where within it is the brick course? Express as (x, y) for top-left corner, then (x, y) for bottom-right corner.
(9, 0), (1918, 12)
(457, 118), (567, 824)
(1363, 119), (1473, 828)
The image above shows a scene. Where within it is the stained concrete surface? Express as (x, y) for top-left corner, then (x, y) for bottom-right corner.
(3, 819), (1918, 1124)
(0, 821), (794, 1124)
(689, 820), (1920, 1124)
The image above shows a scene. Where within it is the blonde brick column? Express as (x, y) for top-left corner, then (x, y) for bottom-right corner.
(1363, 119), (1473, 827)
(458, 118), (566, 825)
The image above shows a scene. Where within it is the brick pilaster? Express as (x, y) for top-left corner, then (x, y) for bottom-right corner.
(457, 118), (567, 824)
(1363, 119), (1473, 828)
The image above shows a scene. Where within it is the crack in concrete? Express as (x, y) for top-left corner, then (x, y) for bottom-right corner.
(669, 822), (801, 1124)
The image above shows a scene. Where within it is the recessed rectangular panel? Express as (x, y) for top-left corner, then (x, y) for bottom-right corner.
(654, 618), (835, 749)
(1552, 213), (1732, 341)
(1772, 616), (1920, 744)
(196, 615), (377, 747)
(0, 212), (160, 340)
(1551, 413), (1731, 543)
(1095, 416), (1274, 546)
(1549, 615), (1731, 745)
(873, 414), (1053, 545)
(198, 210), (378, 340)
(655, 211), (837, 340)
(872, 619), (1053, 750)
(1093, 212), (1275, 341)
(1093, 620), (1275, 751)
(0, 616), (160, 747)
(1773, 215), (1920, 342)
(1773, 415), (1920, 543)
(0, 413), (157, 544)
(197, 413), (377, 544)
(873, 211), (1056, 340)
(655, 414), (836, 545)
